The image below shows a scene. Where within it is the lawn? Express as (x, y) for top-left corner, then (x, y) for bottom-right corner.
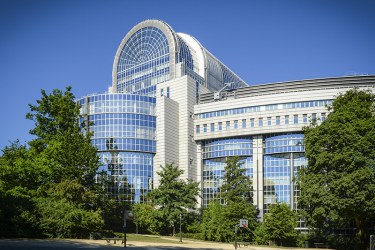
(125, 234), (181, 244)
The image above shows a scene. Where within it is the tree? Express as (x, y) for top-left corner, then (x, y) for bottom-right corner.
(26, 87), (99, 187)
(201, 156), (258, 243)
(298, 89), (375, 249)
(0, 87), (103, 238)
(0, 140), (46, 237)
(147, 163), (199, 235)
(132, 203), (156, 234)
(261, 203), (298, 246)
(221, 156), (253, 204)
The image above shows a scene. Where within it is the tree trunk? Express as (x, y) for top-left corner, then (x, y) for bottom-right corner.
(355, 217), (366, 250)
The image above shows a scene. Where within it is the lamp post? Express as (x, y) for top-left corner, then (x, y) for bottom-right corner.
(179, 213), (182, 242)
(123, 206), (127, 248)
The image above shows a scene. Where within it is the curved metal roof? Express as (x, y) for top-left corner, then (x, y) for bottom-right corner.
(112, 19), (247, 94)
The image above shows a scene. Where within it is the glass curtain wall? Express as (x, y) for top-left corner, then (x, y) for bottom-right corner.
(79, 93), (156, 203)
(202, 137), (253, 207)
(263, 133), (307, 228)
(116, 27), (170, 96)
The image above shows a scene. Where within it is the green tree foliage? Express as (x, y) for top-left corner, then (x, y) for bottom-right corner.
(132, 203), (157, 234)
(201, 156), (258, 242)
(201, 202), (227, 241)
(260, 203), (298, 246)
(146, 163), (200, 235)
(26, 87), (99, 187)
(298, 89), (375, 249)
(221, 156), (253, 203)
(202, 201), (257, 242)
(0, 141), (45, 237)
(0, 87), (103, 238)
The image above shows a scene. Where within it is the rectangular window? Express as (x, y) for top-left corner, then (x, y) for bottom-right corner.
(285, 115), (289, 125)
(294, 115), (298, 124)
(234, 120), (238, 129)
(166, 86), (170, 98)
(226, 121), (230, 130)
(258, 118), (263, 127)
(312, 113), (317, 121)
(267, 117), (271, 126)
(160, 88), (164, 97)
(250, 118), (255, 127)
(203, 124), (207, 133)
(196, 125), (200, 134)
(218, 122), (222, 131)
(242, 119), (246, 128)
(276, 116), (280, 125)
(321, 113), (326, 122)
(210, 123), (215, 132)
(303, 114), (308, 123)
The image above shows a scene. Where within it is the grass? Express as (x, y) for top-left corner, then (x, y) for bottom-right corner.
(124, 234), (182, 244)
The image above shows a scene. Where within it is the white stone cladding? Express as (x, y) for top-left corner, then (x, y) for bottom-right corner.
(252, 135), (264, 220)
(194, 88), (344, 141)
(154, 96), (179, 187)
(155, 75), (198, 186)
(194, 80), (375, 213)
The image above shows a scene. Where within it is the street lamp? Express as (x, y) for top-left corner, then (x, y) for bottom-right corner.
(123, 206), (127, 248)
(179, 213), (182, 242)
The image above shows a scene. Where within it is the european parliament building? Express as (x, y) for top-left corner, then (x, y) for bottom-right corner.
(78, 19), (375, 222)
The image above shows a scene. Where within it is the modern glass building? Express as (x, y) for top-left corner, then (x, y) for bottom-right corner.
(112, 19), (247, 97)
(78, 93), (156, 203)
(79, 19), (375, 224)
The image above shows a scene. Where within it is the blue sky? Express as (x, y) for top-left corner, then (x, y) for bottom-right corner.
(0, 0), (374, 150)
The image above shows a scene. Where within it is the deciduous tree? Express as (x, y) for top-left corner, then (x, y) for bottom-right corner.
(298, 88), (375, 250)
(202, 156), (258, 242)
(261, 203), (298, 246)
(147, 163), (199, 235)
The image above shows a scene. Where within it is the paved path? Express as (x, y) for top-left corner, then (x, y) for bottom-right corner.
(0, 238), (330, 250)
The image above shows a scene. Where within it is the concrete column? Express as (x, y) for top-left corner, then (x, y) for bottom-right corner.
(252, 135), (264, 221)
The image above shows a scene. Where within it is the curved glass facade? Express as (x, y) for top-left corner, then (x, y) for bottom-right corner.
(79, 93), (156, 203)
(113, 20), (247, 97)
(116, 26), (170, 96)
(202, 137), (253, 207)
(202, 137), (253, 159)
(263, 133), (307, 222)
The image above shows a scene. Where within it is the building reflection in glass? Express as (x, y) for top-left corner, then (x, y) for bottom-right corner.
(78, 93), (156, 203)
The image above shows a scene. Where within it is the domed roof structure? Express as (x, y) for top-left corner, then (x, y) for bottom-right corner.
(112, 19), (247, 96)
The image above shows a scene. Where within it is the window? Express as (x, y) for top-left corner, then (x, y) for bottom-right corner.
(234, 120), (238, 129)
(312, 113), (317, 122)
(242, 119), (246, 128)
(321, 113), (326, 122)
(166, 86), (170, 98)
(250, 118), (255, 127)
(196, 125), (200, 134)
(210, 123), (215, 132)
(267, 117), (271, 126)
(226, 121), (230, 130)
(160, 88), (164, 96)
(218, 122), (222, 131)
(303, 114), (307, 123)
(285, 115), (289, 125)
(203, 124), (207, 133)
(258, 118), (263, 127)
(276, 116), (280, 125)
(294, 115), (298, 124)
